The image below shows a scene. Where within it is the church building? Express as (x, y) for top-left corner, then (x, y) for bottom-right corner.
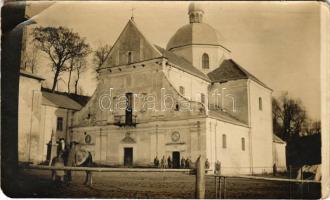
(71, 3), (274, 174)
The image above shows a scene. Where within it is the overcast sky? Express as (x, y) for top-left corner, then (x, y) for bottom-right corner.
(27, 1), (321, 120)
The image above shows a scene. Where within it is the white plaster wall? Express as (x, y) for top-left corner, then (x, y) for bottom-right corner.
(163, 64), (209, 105)
(205, 118), (250, 174)
(248, 80), (273, 173)
(171, 45), (230, 73)
(18, 75), (42, 163)
(273, 142), (287, 171)
(191, 45), (229, 73)
(72, 118), (205, 166)
(38, 105), (73, 163)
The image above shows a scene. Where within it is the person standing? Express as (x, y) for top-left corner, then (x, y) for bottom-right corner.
(66, 141), (78, 183)
(273, 163), (277, 176)
(205, 158), (210, 169)
(160, 156), (165, 168)
(154, 156), (159, 168)
(180, 157), (185, 169)
(167, 156), (172, 168)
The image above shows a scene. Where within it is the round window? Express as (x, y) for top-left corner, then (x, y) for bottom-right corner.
(171, 131), (180, 142)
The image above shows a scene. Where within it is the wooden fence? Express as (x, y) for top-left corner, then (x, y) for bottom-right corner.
(214, 174), (321, 199)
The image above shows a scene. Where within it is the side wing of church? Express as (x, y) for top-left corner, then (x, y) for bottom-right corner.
(71, 4), (274, 174)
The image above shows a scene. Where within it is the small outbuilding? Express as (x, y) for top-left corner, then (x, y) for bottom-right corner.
(273, 134), (287, 172)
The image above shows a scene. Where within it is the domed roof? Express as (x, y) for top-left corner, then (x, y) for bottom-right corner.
(166, 23), (227, 51)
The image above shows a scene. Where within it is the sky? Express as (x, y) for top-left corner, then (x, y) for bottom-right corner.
(26, 1), (321, 120)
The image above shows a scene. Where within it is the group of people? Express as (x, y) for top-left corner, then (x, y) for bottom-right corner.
(51, 139), (93, 186)
(153, 156), (209, 169)
(153, 156), (194, 169)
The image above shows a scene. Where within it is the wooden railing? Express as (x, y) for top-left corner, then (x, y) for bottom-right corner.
(25, 157), (206, 198)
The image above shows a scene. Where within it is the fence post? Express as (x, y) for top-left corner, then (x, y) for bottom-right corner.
(86, 171), (93, 186)
(195, 156), (205, 199)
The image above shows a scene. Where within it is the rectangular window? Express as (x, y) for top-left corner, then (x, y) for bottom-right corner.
(241, 138), (245, 151)
(201, 93), (205, 104)
(222, 134), (227, 148)
(259, 97), (263, 110)
(57, 117), (63, 131)
(179, 86), (185, 95)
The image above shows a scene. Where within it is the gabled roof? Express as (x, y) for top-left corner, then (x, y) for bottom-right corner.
(208, 59), (271, 90)
(208, 110), (248, 127)
(273, 134), (286, 144)
(100, 19), (162, 69)
(42, 91), (82, 110)
(155, 46), (210, 82)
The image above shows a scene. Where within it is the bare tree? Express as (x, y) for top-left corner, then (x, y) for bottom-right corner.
(66, 57), (84, 93)
(93, 44), (112, 69)
(302, 119), (321, 135)
(21, 43), (39, 73)
(33, 26), (90, 92)
(74, 58), (87, 95)
(272, 92), (308, 141)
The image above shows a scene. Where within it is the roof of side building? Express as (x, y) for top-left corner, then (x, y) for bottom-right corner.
(41, 90), (83, 111)
(273, 134), (286, 144)
(208, 59), (271, 90)
(208, 110), (248, 127)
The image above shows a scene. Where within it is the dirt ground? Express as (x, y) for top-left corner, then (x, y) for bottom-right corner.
(4, 169), (321, 198)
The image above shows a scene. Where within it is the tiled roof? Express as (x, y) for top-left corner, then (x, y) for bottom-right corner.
(42, 91), (82, 110)
(208, 59), (271, 90)
(155, 45), (210, 82)
(273, 134), (286, 144)
(208, 110), (248, 127)
(41, 87), (90, 107)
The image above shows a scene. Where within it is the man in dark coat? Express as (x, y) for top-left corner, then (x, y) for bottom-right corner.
(167, 156), (172, 168)
(154, 156), (159, 168)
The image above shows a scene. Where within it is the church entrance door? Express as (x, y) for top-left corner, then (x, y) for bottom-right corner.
(172, 151), (180, 168)
(124, 147), (133, 167)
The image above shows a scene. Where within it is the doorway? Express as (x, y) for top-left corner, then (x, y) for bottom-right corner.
(124, 147), (133, 167)
(172, 151), (180, 168)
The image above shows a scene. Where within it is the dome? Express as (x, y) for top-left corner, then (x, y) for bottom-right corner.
(166, 23), (227, 51)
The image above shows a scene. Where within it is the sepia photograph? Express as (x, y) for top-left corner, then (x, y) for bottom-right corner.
(1, 1), (329, 199)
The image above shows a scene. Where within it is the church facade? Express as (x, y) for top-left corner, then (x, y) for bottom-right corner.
(71, 4), (274, 174)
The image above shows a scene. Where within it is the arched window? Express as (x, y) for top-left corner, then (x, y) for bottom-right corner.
(128, 51), (133, 64)
(259, 97), (263, 111)
(241, 137), (245, 151)
(222, 134), (227, 148)
(175, 103), (180, 111)
(202, 53), (209, 69)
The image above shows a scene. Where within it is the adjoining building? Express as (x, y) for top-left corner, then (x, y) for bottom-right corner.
(70, 3), (276, 174)
(272, 134), (287, 172)
(18, 70), (88, 164)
